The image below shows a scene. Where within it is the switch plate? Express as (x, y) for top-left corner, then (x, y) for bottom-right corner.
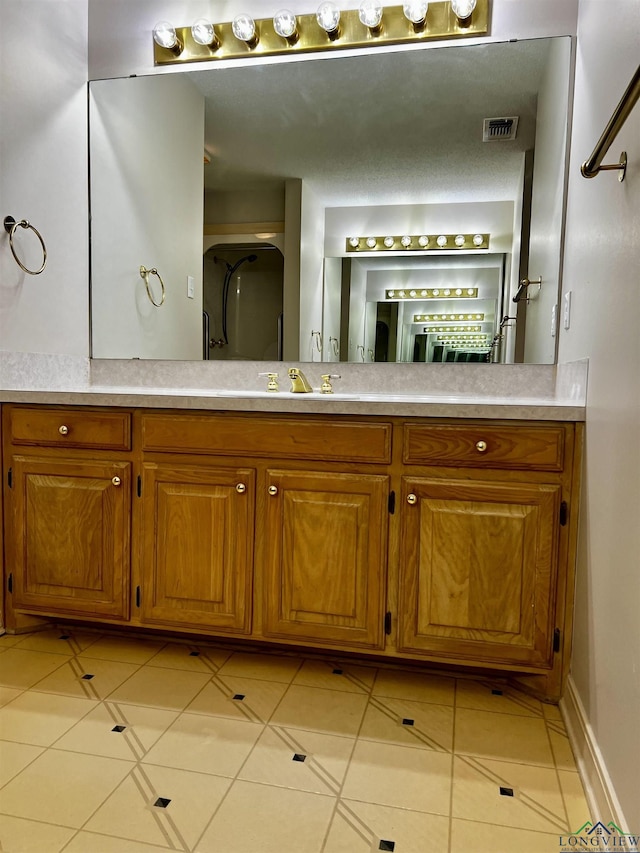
(551, 304), (558, 337)
(563, 290), (572, 330)
(187, 276), (195, 299)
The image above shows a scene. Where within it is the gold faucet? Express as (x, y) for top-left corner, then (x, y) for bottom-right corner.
(288, 367), (313, 393)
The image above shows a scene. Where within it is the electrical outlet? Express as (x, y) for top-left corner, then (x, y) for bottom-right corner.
(187, 276), (195, 299)
(563, 290), (572, 330)
(551, 304), (558, 337)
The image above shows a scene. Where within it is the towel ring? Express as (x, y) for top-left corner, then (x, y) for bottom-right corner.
(139, 265), (166, 307)
(3, 216), (47, 275)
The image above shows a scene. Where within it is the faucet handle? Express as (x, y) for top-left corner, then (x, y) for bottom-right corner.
(258, 372), (279, 392)
(320, 374), (341, 394)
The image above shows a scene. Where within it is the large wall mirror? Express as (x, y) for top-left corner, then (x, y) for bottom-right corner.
(89, 35), (572, 364)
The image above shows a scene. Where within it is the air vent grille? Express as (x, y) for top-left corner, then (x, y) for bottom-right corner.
(483, 116), (519, 142)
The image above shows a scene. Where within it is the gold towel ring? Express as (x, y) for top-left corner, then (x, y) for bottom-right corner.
(3, 216), (47, 275)
(139, 265), (166, 307)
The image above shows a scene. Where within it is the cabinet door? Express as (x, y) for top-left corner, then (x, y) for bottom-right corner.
(263, 469), (388, 649)
(9, 455), (130, 619)
(141, 463), (254, 632)
(398, 477), (561, 669)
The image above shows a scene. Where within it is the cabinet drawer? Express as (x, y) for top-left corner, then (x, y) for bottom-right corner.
(142, 414), (391, 463)
(403, 424), (565, 471)
(8, 407), (132, 451)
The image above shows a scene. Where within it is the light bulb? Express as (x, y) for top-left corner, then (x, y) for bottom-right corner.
(191, 18), (217, 46)
(418, 235), (429, 247)
(432, 289), (439, 296)
(384, 236), (394, 248)
(232, 14), (257, 43)
(421, 290), (428, 297)
(359, 0), (383, 29)
(409, 290), (417, 298)
(443, 289), (451, 296)
(398, 291), (406, 298)
(467, 289), (475, 295)
(366, 237), (377, 248)
(455, 234), (466, 247)
(455, 288), (463, 295)
(473, 233), (484, 246)
(437, 235), (447, 247)
(273, 9), (298, 38)
(401, 235), (412, 247)
(348, 237), (360, 248)
(316, 2), (341, 33)
(451, 0), (477, 20)
(153, 21), (180, 51)
(388, 290), (395, 297)
(403, 0), (428, 24)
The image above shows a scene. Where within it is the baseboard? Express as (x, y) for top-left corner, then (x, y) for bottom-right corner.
(560, 676), (629, 828)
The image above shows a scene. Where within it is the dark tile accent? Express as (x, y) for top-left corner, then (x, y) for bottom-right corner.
(232, 694), (245, 701)
(81, 674), (94, 680)
(292, 754), (307, 762)
(189, 651), (200, 657)
(112, 725), (126, 733)
(332, 668), (344, 675)
(499, 787), (514, 797)
(59, 635), (70, 640)
(379, 841), (395, 851)
(153, 797), (171, 808)
(402, 718), (415, 726)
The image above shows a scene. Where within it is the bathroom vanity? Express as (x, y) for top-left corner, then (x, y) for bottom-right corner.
(0, 372), (584, 702)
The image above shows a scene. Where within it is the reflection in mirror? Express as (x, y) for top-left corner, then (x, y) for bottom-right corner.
(89, 35), (572, 364)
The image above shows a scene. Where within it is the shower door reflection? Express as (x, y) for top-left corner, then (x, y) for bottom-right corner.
(203, 244), (284, 360)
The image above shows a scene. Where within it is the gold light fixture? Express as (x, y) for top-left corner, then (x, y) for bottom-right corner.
(386, 287), (478, 299)
(346, 233), (489, 252)
(437, 333), (488, 342)
(415, 312), (485, 321)
(419, 324), (483, 332)
(153, 0), (489, 65)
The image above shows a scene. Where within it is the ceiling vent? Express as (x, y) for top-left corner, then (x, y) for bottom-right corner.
(482, 116), (519, 142)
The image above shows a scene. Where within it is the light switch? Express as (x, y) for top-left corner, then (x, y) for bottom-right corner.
(187, 276), (195, 299)
(563, 290), (572, 330)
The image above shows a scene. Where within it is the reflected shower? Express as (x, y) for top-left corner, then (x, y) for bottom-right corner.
(214, 253), (257, 344)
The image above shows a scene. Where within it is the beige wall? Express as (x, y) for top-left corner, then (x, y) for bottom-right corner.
(557, 0), (639, 829)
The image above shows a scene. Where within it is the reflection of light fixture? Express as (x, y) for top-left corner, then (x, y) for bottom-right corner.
(316, 1), (341, 36)
(386, 287), (478, 299)
(153, 21), (183, 54)
(418, 322), (483, 332)
(415, 313), (485, 321)
(273, 9), (299, 40)
(153, 1), (490, 66)
(346, 233), (489, 252)
(437, 334), (488, 341)
(191, 18), (219, 48)
(451, 0), (477, 21)
(232, 14), (258, 45)
(359, 0), (384, 31)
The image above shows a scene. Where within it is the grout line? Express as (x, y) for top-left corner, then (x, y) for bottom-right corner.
(448, 678), (457, 853)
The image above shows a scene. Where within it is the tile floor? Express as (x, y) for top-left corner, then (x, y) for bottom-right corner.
(0, 628), (591, 853)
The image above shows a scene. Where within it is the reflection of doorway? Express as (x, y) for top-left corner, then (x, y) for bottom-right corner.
(203, 244), (284, 360)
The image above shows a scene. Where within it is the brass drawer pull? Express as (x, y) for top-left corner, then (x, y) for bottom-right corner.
(236, 483), (246, 494)
(407, 493), (417, 505)
(58, 425), (69, 435)
(111, 476), (121, 487)
(475, 440), (488, 452)
(268, 485), (278, 496)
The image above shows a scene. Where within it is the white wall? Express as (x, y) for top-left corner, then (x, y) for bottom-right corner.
(524, 36), (573, 364)
(557, 0), (639, 829)
(298, 183), (325, 361)
(0, 0), (89, 357)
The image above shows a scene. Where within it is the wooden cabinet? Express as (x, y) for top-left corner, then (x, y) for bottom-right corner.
(262, 469), (388, 649)
(7, 455), (131, 620)
(397, 477), (561, 668)
(140, 462), (254, 633)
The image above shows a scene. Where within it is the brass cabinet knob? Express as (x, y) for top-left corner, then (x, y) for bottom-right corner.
(58, 425), (69, 435)
(475, 440), (488, 452)
(111, 476), (121, 487)
(407, 493), (418, 505)
(236, 483), (246, 494)
(268, 485), (278, 496)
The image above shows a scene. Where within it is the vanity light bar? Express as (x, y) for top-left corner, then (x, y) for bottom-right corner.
(437, 334), (489, 342)
(153, 0), (489, 66)
(386, 288), (478, 299)
(346, 233), (489, 252)
(415, 313), (485, 322)
(421, 324), (483, 333)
